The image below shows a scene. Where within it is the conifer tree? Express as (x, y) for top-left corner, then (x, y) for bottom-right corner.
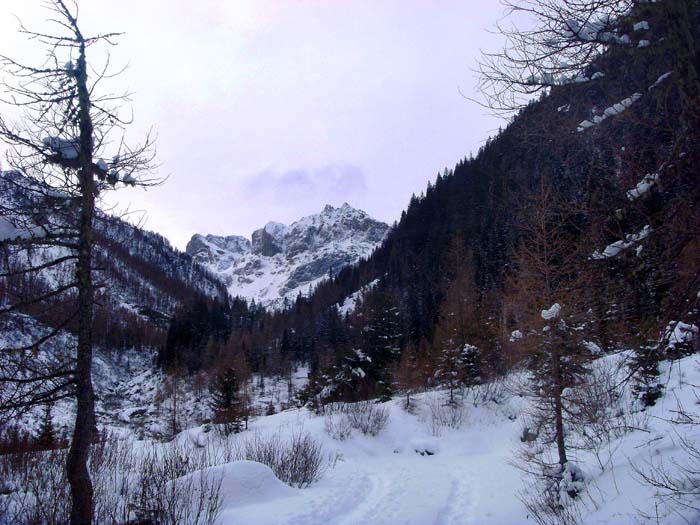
(38, 401), (56, 449)
(433, 341), (468, 406)
(359, 290), (402, 401)
(210, 367), (243, 435)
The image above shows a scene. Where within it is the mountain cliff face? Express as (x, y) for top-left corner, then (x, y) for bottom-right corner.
(186, 203), (389, 308)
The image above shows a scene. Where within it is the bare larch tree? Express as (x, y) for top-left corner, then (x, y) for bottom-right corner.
(0, 1), (156, 523)
(477, 0), (636, 113)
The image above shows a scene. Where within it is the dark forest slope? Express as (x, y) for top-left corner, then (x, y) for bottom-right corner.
(163, 0), (699, 405)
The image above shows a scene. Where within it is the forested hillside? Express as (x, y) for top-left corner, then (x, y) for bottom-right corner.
(160, 0), (700, 410)
(0, 169), (231, 422)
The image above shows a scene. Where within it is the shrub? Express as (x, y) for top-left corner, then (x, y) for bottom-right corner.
(241, 431), (326, 488)
(426, 393), (467, 436)
(0, 435), (223, 525)
(346, 401), (389, 436)
(324, 413), (353, 441)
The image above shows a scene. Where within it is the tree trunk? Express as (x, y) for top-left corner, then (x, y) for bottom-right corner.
(67, 40), (96, 525)
(171, 373), (179, 436)
(552, 353), (568, 471)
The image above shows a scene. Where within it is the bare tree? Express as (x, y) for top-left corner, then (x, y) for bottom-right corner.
(477, 0), (637, 113)
(506, 178), (595, 523)
(394, 342), (422, 410)
(0, 1), (156, 522)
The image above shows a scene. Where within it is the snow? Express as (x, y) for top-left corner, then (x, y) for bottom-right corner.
(627, 172), (659, 200)
(559, 462), (586, 501)
(633, 21), (650, 31)
(122, 173), (136, 185)
(202, 393), (526, 525)
(0, 217), (26, 242)
(564, 16), (631, 46)
(664, 321), (699, 349)
(352, 367), (366, 379)
(0, 217), (44, 242)
(592, 225), (652, 259)
(649, 71), (673, 90)
(541, 302), (562, 320)
(210, 461), (296, 510)
(160, 352), (700, 525)
(337, 279), (380, 316)
(42, 136), (79, 159)
(577, 93), (642, 132)
(583, 341), (602, 355)
(638, 39), (650, 48)
(263, 221), (288, 241)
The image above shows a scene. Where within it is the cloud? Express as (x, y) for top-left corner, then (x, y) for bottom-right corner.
(242, 164), (368, 210)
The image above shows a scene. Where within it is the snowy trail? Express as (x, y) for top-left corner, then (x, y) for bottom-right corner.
(216, 400), (525, 525)
(227, 458), (477, 525)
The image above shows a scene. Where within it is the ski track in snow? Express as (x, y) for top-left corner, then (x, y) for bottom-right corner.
(224, 443), (522, 525)
(235, 459), (477, 525)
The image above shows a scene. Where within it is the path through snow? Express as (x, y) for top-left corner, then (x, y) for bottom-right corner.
(212, 394), (525, 525)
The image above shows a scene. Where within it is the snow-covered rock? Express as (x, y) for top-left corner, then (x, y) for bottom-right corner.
(627, 173), (659, 200)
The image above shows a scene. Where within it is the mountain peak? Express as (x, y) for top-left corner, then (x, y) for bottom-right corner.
(185, 203), (389, 308)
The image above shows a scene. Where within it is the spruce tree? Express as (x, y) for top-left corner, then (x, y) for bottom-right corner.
(209, 367), (243, 435)
(38, 402), (56, 449)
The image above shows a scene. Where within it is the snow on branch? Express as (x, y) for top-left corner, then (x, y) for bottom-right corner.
(627, 173), (659, 200)
(592, 225), (652, 260)
(649, 71), (673, 91)
(577, 93), (642, 132)
(476, 0), (638, 113)
(541, 303), (562, 321)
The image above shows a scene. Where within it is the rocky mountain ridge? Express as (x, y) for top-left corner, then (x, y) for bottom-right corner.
(186, 203), (389, 308)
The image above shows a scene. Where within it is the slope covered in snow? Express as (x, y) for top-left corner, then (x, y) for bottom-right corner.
(154, 353), (700, 525)
(186, 204), (389, 309)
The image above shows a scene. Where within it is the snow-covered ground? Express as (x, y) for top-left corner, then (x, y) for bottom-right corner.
(4, 319), (699, 524)
(171, 391), (523, 525)
(160, 353), (700, 525)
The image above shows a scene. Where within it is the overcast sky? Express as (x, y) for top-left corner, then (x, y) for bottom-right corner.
(0, 1), (506, 249)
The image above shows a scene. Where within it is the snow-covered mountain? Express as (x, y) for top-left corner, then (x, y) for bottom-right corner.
(186, 203), (389, 308)
(0, 170), (227, 329)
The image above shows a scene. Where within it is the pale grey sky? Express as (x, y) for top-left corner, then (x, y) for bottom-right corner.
(0, 1), (506, 249)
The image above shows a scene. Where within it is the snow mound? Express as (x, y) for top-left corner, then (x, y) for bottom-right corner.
(215, 461), (296, 508)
